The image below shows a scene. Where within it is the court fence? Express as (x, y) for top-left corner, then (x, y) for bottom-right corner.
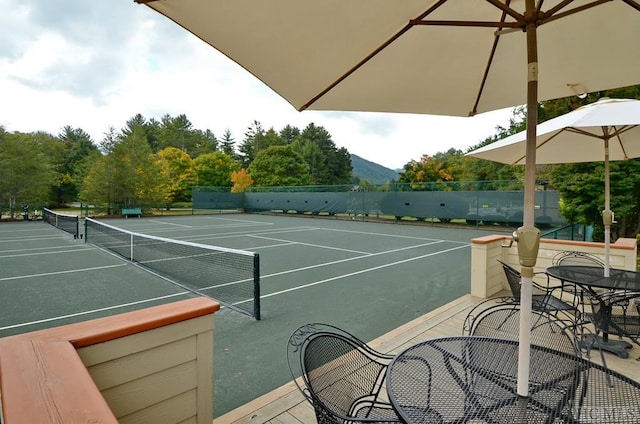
(192, 181), (565, 228)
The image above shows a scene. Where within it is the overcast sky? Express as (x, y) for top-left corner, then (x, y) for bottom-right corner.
(0, 0), (517, 169)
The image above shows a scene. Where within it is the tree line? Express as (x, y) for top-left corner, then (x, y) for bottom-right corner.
(0, 114), (352, 216)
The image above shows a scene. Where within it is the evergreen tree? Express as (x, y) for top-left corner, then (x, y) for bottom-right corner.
(298, 123), (352, 185)
(279, 125), (300, 144)
(54, 126), (99, 205)
(219, 129), (236, 158)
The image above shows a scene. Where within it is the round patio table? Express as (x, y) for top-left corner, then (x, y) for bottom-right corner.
(546, 265), (640, 292)
(386, 336), (640, 423)
(546, 265), (640, 358)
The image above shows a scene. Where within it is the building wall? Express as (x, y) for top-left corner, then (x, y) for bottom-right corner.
(0, 298), (219, 424)
(78, 315), (214, 424)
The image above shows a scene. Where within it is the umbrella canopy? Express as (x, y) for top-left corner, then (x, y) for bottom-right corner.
(467, 98), (640, 275)
(135, 0), (640, 397)
(134, 1), (640, 118)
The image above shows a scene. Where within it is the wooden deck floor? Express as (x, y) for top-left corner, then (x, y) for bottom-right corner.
(213, 294), (640, 424)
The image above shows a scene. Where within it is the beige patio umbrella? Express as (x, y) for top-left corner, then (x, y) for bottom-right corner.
(135, 0), (640, 396)
(468, 97), (640, 277)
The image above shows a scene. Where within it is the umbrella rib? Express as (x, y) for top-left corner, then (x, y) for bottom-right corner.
(564, 125), (636, 140)
(608, 125), (636, 139)
(300, 0), (454, 111)
(412, 20), (520, 28)
(564, 127), (607, 139)
(613, 132), (630, 160)
(543, 0), (576, 17)
(300, 0), (526, 112)
(471, 1), (520, 116)
(542, 0), (605, 22)
(485, 0), (526, 23)
(610, 125), (637, 159)
(510, 130), (567, 164)
(414, 1), (531, 117)
(622, 0), (640, 12)
(299, 22), (417, 111)
(469, 34), (502, 117)
(413, 1), (523, 117)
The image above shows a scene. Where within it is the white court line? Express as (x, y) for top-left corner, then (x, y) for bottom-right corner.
(148, 219), (192, 228)
(0, 227), (61, 235)
(168, 226), (319, 243)
(127, 218), (276, 235)
(0, 235), (71, 244)
(0, 292), (188, 331)
(319, 227), (470, 244)
(0, 247), (93, 259)
(260, 240), (446, 280)
(203, 216), (277, 225)
(0, 264), (126, 282)
(250, 242), (298, 250)
(259, 244), (470, 301)
(249, 234), (371, 255)
(0, 244), (86, 254)
(175, 225), (467, 250)
(198, 240), (448, 291)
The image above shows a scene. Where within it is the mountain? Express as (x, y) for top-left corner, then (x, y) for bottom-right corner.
(350, 154), (400, 185)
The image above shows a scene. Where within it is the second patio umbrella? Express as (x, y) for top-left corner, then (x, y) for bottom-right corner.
(467, 97), (640, 276)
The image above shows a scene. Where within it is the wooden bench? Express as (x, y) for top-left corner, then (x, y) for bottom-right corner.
(122, 208), (142, 218)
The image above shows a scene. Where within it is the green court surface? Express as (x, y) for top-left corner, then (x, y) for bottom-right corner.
(0, 213), (494, 417)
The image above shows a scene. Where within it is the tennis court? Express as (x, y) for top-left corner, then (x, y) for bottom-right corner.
(0, 212), (495, 416)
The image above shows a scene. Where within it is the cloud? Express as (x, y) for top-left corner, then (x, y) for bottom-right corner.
(0, 0), (515, 169)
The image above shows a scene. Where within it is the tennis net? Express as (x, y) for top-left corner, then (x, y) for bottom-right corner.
(43, 208), (80, 239)
(84, 218), (260, 319)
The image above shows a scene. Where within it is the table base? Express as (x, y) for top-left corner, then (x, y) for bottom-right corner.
(580, 334), (632, 359)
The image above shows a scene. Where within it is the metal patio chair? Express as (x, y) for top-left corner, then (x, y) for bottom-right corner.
(464, 303), (580, 355)
(287, 323), (412, 423)
(551, 250), (606, 300)
(498, 260), (579, 320)
(552, 251), (606, 268)
(553, 251), (640, 359)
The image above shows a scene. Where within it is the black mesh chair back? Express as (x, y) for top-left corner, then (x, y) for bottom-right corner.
(498, 260), (577, 316)
(466, 304), (579, 355)
(552, 251), (605, 268)
(287, 323), (404, 423)
(499, 260), (526, 298)
(550, 251), (605, 303)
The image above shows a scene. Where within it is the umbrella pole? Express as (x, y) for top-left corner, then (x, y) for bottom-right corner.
(603, 137), (611, 277)
(517, 2), (541, 398)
